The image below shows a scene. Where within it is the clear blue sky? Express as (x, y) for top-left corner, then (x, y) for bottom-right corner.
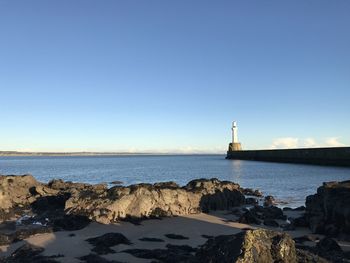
(0, 1), (349, 153)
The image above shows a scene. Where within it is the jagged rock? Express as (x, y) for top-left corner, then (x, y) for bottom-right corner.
(239, 205), (285, 225)
(31, 194), (71, 214)
(65, 178), (245, 224)
(296, 249), (329, 263)
(316, 237), (342, 254)
(294, 206), (306, 211)
(1, 244), (60, 263)
(196, 229), (297, 263)
(252, 205), (285, 220)
(245, 197), (258, 205)
(0, 225), (53, 245)
(86, 233), (132, 255)
(1, 176), (245, 225)
(0, 175), (41, 222)
(242, 188), (263, 197)
(263, 195), (276, 206)
(295, 237), (347, 263)
(51, 214), (90, 231)
(263, 219), (279, 227)
(109, 181), (123, 185)
(238, 211), (261, 225)
(165, 244), (197, 253)
(305, 180), (350, 235)
(291, 215), (309, 228)
(32, 185), (59, 196)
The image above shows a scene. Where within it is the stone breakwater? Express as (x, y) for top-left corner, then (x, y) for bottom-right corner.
(0, 174), (245, 224)
(226, 147), (350, 166)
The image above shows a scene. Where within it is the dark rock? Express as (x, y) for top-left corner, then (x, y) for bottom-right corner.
(122, 247), (197, 263)
(121, 215), (143, 225)
(316, 237), (342, 254)
(295, 237), (347, 262)
(0, 225), (53, 246)
(238, 211), (261, 225)
(241, 227), (254, 231)
(30, 194), (70, 214)
(291, 215), (309, 228)
(324, 224), (339, 237)
(282, 223), (296, 231)
(338, 233), (350, 242)
(283, 207), (293, 211)
(261, 206), (285, 220)
(52, 214), (90, 231)
(196, 229), (297, 263)
(294, 206), (306, 211)
(305, 180), (350, 235)
(0, 175), (41, 223)
(164, 233), (189, 240)
(296, 248), (329, 263)
(263, 195), (276, 207)
(153, 181), (180, 189)
(263, 219), (279, 227)
(79, 254), (123, 263)
(139, 237), (164, 242)
(149, 207), (170, 218)
(1, 244), (59, 263)
(199, 189), (245, 213)
(165, 244), (197, 253)
(196, 234), (243, 263)
(242, 188), (263, 197)
(110, 181), (123, 185)
(245, 197), (258, 205)
(229, 208), (243, 216)
(86, 233), (132, 255)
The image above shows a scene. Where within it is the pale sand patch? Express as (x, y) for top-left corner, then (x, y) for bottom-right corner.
(0, 212), (249, 262)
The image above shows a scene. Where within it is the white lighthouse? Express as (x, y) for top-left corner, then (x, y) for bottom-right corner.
(229, 121), (242, 151)
(232, 121), (238, 144)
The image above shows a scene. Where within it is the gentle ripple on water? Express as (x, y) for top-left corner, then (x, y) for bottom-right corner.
(1, 155), (349, 208)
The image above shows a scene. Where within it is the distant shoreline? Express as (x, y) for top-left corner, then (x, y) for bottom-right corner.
(0, 151), (223, 157)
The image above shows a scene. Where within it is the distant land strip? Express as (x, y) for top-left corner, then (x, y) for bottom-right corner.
(0, 151), (154, 156)
(0, 151), (220, 156)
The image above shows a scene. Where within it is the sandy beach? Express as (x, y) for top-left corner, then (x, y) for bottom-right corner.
(2, 209), (348, 263)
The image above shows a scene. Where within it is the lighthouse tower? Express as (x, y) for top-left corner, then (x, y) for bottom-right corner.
(232, 121), (238, 143)
(229, 121), (242, 151)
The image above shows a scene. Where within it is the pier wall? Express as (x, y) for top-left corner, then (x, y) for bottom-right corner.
(226, 147), (350, 166)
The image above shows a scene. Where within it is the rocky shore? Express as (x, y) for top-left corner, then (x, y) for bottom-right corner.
(1, 174), (349, 262)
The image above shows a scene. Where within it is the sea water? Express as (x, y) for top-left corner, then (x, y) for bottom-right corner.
(1, 155), (349, 207)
